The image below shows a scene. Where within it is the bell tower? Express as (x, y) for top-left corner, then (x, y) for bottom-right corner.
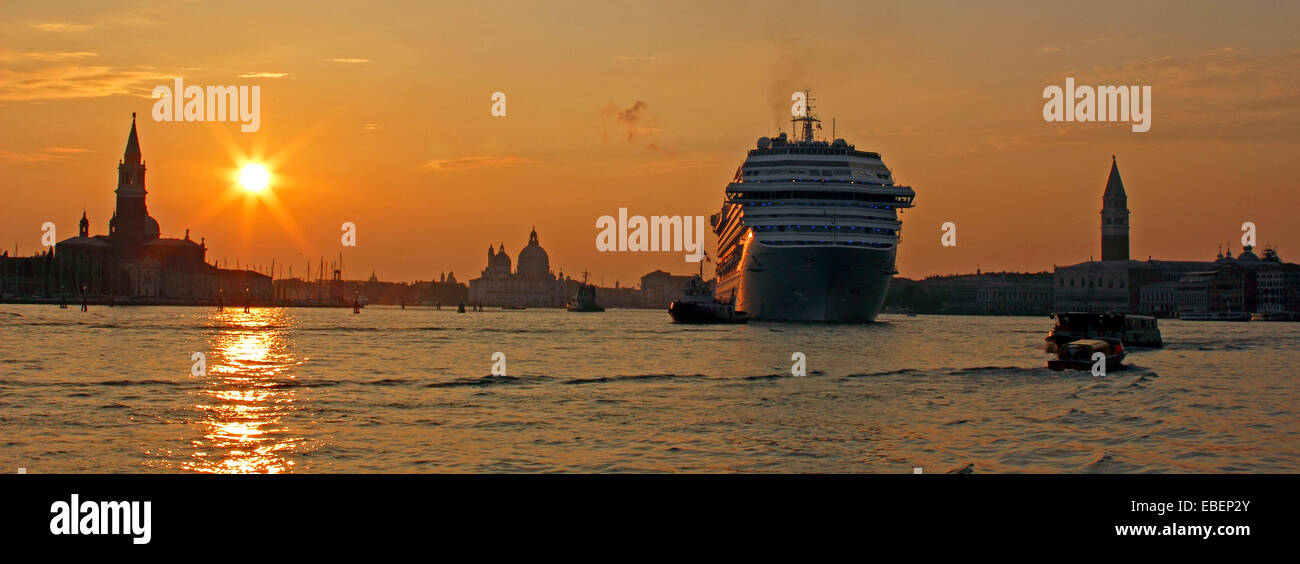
(1101, 156), (1130, 262)
(113, 113), (150, 250)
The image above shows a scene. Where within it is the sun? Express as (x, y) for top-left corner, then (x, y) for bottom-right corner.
(237, 163), (271, 193)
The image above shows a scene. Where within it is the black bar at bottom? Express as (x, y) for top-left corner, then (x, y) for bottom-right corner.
(1, 474), (1288, 552)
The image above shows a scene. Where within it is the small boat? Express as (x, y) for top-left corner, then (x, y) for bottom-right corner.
(1045, 312), (1161, 352)
(668, 274), (749, 324)
(1048, 338), (1126, 372)
(566, 271), (605, 312)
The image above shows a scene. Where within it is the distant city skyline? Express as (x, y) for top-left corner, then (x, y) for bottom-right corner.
(2, 1), (1298, 285)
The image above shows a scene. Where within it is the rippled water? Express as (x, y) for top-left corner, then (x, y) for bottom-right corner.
(1, 304), (1296, 473)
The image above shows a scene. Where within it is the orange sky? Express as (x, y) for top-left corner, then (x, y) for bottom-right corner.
(3, 1), (1298, 285)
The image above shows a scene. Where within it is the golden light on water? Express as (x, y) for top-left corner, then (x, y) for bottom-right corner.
(184, 308), (304, 474)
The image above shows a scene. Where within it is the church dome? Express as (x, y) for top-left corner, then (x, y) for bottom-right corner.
(516, 228), (550, 279)
(1237, 246), (1260, 262)
(144, 216), (160, 239)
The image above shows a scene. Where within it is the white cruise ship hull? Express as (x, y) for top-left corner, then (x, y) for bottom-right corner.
(716, 240), (897, 322)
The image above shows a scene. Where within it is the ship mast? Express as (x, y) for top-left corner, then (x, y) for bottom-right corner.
(791, 88), (821, 143)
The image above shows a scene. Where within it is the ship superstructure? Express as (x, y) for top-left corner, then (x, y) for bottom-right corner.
(711, 91), (915, 321)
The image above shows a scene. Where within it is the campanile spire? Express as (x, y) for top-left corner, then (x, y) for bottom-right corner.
(124, 112), (142, 165)
(1100, 156), (1130, 261)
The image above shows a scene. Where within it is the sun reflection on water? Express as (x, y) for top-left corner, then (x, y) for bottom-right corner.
(183, 307), (304, 474)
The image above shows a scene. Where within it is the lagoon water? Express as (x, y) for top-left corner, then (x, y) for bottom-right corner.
(1, 304), (1296, 473)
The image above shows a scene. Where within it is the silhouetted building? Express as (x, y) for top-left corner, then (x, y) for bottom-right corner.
(1100, 156), (1130, 261)
(1256, 248), (1300, 313)
(909, 271), (1054, 315)
(640, 269), (697, 309)
(1139, 281), (1179, 316)
(1054, 157), (1214, 313)
(1176, 245), (1299, 315)
(0, 114), (271, 301)
(468, 228), (572, 307)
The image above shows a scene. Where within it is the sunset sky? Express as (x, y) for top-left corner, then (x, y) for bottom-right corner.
(3, 1), (1298, 285)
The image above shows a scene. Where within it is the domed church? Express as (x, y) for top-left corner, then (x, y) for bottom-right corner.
(468, 228), (573, 307)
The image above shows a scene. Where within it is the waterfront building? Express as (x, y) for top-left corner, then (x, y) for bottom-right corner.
(927, 272), (1054, 315)
(0, 115), (270, 301)
(1053, 158), (1214, 313)
(1255, 248), (1300, 313)
(1138, 281), (1179, 316)
(640, 270), (698, 309)
(887, 271), (1054, 315)
(467, 228), (573, 307)
(1175, 245), (1300, 315)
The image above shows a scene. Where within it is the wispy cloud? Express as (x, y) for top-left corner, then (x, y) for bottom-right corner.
(25, 14), (156, 33)
(331, 58), (371, 64)
(420, 156), (538, 172)
(1039, 46), (1061, 53)
(26, 21), (98, 33)
(645, 143), (675, 157)
(601, 101), (662, 141)
(0, 50), (97, 63)
(0, 147), (92, 164)
(612, 54), (661, 62)
(601, 100), (673, 156)
(237, 71), (293, 78)
(0, 65), (169, 101)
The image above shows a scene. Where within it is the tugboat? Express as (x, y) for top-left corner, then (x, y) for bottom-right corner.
(566, 271), (605, 312)
(1048, 338), (1126, 372)
(668, 261), (750, 324)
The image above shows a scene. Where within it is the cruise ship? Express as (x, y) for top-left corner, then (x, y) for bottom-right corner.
(711, 93), (915, 321)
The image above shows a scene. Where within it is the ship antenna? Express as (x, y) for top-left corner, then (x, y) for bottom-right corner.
(790, 88), (820, 143)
